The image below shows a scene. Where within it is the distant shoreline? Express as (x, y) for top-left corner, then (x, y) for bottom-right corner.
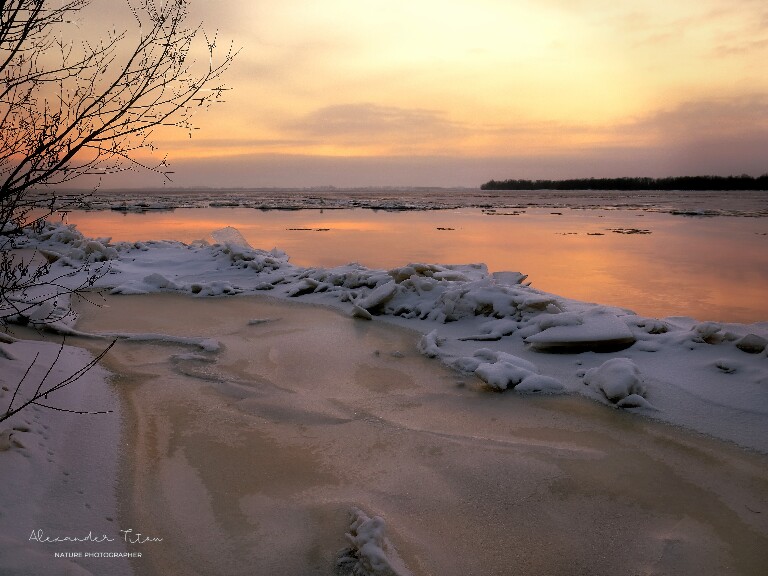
(481, 175), (768, 191)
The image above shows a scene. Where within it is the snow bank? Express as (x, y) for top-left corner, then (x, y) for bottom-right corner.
(0, 339), (130, 576)
(8, 221), (768, 452)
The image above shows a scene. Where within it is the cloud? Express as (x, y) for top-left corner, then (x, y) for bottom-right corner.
(713, 37), (768, 57)
(285, 103), (465, 142)
(152, 137), (315, 152)
(605, 95), (768, 176)
(623, 94), (768, 141)
(232, 38), (348, 88)
(143, 95), (768, 183)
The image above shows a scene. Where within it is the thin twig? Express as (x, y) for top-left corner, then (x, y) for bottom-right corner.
(0, 339), (117, 423)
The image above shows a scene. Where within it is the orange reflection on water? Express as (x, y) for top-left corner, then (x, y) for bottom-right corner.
(66, 207), (768, 323)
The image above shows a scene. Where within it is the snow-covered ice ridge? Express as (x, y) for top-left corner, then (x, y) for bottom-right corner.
(40, 187), (768, 217)
(13, 221), (768, 453)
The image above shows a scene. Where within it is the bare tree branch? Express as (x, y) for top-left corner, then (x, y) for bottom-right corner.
(1, 0), (235, 420)
(1, 337), (117, 423)
(1, 0), (236, 224)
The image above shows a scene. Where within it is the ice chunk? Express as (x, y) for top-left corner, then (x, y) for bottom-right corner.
(472, 349), (540, 391)
(81, 239), (118, 261)
(432, 270), (468, 281)
(525, 309), (635, 352)
(625, 317), (669, 335)
(418, 330), (442, 358)
(616, 394), (654, 409)
(475, 349), (538, 372)
(492, 271), (528, 286)
(388, 262), (486, 284)
(143, 272), (178, 290)
(451, 356), (483, 372)
(515, 373), (565, 394)
(189, 281), (240, 296)
(475, 361), (531, 390)
(0, 333), (17, 344)
(210, 226), (253, 249)
(472, 348), (500, 362)
(352, 304), (373, 320)
(389, 263), (445, 283)
(735, 333), (767, 354)
(692, 321), (722, 341)
(336, 508), (412, 576)
(287, 278), (320, 297)
(459, 318), (519, 341)
(537, 312), (582, 330)
(584, 358), (646, 403)
(356, 280), (398, 312)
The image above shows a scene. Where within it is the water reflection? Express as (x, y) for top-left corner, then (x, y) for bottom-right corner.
(65, 207), (768, 322)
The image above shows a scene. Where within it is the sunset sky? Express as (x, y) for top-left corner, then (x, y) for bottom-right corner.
(88, 0), (768, 187)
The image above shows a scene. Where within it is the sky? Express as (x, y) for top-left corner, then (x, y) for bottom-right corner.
(82, 0), (768, 187)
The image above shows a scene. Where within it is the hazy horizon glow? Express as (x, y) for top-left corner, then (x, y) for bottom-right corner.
(82, 0), (768, 187)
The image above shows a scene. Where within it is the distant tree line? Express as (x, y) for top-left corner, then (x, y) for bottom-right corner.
(480, 175), (768, 191)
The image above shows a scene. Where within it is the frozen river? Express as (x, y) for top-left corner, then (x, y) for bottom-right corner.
(71, 294), (768, 576)
(65, 191), (768, 322)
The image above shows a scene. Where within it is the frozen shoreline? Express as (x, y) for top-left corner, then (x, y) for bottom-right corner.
(6, 220), (768, 452)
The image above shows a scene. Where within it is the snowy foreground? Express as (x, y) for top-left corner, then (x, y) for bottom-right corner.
(1, 220), (768, 574)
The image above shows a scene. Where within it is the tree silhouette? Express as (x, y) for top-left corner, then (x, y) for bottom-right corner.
(480, 175), (768, 191)
(1, 0), (235, 420)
